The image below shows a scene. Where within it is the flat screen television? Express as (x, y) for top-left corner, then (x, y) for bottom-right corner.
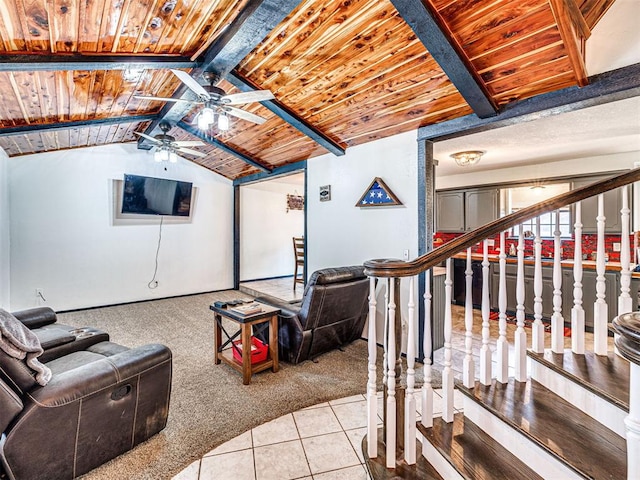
(121, 174), (193, 216)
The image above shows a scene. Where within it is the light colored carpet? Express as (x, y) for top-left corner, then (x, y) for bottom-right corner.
(56, 291), (394, 479)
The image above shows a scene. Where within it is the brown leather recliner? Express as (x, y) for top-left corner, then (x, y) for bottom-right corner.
(0, 314), (172, 480)
(256, 266), (370, 363)
(11, 307), (110, 362)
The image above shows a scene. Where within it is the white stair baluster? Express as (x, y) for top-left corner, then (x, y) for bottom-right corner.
(619, 185), (632, 315)
(532, 216), (545, 353)
(463, 248), (475, 388)
(497, 232), (509, 383)
(366, 276), (378, 458)
(480, 240), (492, 385)
(551, 210), (565, 354)
(404, 276), (416, 465)
(386, 278), (397, 467)
(572, 202), (585, 354)
(422, 270), (433, 428)
(594, 194), (609, 356)
(382, 279), (389, 388)
(515, 225), (527, 382)
(443, 258), (454, 422)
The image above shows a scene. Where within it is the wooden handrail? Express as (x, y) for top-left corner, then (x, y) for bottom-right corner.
(364, 168), (640, 278)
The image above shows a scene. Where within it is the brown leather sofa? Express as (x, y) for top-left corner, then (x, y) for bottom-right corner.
(0, 308), (172, 480)
(256, 266), (370, 363)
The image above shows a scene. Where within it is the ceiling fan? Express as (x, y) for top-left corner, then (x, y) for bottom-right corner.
(135, 69), (274, 131)
(134, 121), (207, 163)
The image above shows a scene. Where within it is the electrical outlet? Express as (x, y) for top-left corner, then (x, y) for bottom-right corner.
(403, 249), (410, 261)
(613, 242), (621, 252)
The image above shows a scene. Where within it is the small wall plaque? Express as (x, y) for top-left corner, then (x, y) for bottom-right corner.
(319, 185), (331, 202)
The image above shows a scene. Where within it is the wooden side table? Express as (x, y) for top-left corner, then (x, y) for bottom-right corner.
(209, 302), (280, 385)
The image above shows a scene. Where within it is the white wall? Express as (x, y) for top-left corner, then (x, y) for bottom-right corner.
(307, 130), (420, 345)
(0, 148), (10, 309)
(240, 175), (304, 280)
(9, 143), (234, 311)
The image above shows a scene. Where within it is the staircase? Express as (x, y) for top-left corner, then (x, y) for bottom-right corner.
(361, 169), (640, 480)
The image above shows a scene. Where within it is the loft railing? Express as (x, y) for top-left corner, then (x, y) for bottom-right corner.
(362, 168), (640, 478)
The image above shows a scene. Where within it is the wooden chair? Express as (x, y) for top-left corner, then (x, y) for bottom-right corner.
(293, 237), (305, 290)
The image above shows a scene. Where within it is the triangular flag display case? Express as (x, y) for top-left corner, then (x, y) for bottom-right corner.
(355, 177), (403, 207)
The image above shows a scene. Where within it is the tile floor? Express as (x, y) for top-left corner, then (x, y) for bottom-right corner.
(172, 389), (465, 480)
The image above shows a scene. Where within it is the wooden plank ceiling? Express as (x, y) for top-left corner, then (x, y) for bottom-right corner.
(0, 0), (617, 179)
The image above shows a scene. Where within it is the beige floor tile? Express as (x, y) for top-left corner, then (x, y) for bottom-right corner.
(302, 431), (361, 475)
(344, 427), (367, 463)
(329, 394), (366, 405)
(171, 460), (200, 480)
(313, 465), (369, 480)
(203, 430), (252, 456)
(302, 402), (329, 410)
(332, 399), (369, 430)
(293, 405), (342, 438)
(252, 413), (299, 447)
(199, 449), (255, 480)
(254, 440), (311, 480)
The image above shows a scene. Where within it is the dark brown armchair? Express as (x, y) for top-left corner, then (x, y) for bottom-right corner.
(257, 266), (369, 363)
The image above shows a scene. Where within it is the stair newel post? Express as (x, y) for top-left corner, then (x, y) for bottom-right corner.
(497, 231), (509, 384)
(515, 225), (527, 382)
(551, 210), (565, 354)
(572, 201), (585, 355)
(443, 258), (454, 423)
(619, 185), (632, 315)
(404, 276), (417, 465)
(480, 239), (492, 385)
(366, 276), (378, 458)
(385, 277), (397, 467)
(421, 270), (433, 429)
(463, 248), (475, 388)
(594, 194), (609, 356)
(532, 216), (545, 353)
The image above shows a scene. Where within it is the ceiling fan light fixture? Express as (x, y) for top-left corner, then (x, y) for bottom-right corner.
(218, 113), (230, 131)
(201, 107), (215, 125)
(451, 150), (484, 167)
(169, 151), (178, 163)
(197, 114), (211, 130)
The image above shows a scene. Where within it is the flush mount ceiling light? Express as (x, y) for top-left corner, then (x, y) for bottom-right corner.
(450, 150), (484, 167)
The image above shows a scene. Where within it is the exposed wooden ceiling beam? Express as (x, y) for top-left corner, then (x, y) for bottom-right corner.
(140, 0), (304, 145)
(417, 62), (640, 142)
(227, 71), (346, 156)
(549, 0), (589, 86)
(233, 160), (306, 186)
(0, 114), (157, 137)
(389, 0), (497, 119)
(177, 121), (271, 173)
(0, 54), (199, 72)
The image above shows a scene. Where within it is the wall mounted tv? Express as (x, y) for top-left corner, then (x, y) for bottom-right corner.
(121, 174), (193, 216)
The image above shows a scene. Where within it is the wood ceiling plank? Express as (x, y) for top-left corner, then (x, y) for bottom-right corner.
(492, 70), (576, 106)
(14, 0), (50, 51)
(0, 73), (27, 125)
(56, 71), (72, 121)
(147, 0), (188, 54)
(97, 0), (120, 52)
(48, 0), (80, 53)
(68, 124), (79, 147)
(549, 0), (588, 86)
(0, 1), (27, 50)
(9, 72), (37, 124)
(579, 0), (615, 29)
(78, 0), (105, 51)
(33, 70), (59, 122)
(109, 0), (133, 53)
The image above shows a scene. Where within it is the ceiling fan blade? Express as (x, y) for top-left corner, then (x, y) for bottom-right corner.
(176, 147), (207, 158)
(172, 140), (205, 147)
(134, 131), (162, 144)
(133, 95), (195, 104)
(221, 90), (275, 105)
(171, 69), (211, 100)
(224, 106), (267, 125)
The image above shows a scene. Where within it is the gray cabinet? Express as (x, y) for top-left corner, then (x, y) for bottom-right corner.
(562, 269), (618, 328)
(436, 188), (499, 232)
(572, 176), (626, 233)
(436, 191), (465, 232)
(491, 263), (554, 319)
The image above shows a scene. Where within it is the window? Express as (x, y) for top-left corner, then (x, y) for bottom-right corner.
(511, 208), (572, 238)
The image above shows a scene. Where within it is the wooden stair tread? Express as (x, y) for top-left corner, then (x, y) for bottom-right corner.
(459, 379), (627, 480)
(418, 414), (543, 480)
(528, 349), (629, 410)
